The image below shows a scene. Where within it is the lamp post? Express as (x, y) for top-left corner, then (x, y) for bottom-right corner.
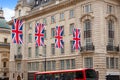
(118, 42), (120, 80)
(44, 52), (46, 72)
(39, 53), (46, 72)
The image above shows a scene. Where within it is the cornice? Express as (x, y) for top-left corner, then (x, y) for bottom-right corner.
(80, 13), (94, 22)
(9, 0), (83, 24)
(105, 14), (117, 21)
(26, 0), (78, 20)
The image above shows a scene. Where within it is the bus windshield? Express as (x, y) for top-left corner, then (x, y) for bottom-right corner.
(85, 69), (97, 80)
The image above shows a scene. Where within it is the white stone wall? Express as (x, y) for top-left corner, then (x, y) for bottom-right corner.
(10, 0), (120, 80)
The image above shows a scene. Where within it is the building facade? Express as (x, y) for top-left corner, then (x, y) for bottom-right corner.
(0, 8), (10, 80)
(9, 0), (120, 80)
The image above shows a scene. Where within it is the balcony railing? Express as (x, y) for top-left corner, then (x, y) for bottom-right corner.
(0, 42), (10, 47)
(2, 53), (9, 59)
(0, 68), (9, 72)
(14, 54), (22, 61)
(106, 45), (119, 52)
(81, 44), (95, 52)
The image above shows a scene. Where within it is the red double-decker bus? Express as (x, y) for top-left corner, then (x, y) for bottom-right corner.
(34, 68), (98, 80)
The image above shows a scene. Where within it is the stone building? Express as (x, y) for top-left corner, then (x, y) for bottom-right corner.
(0, 8), (10, 80)
(9, 0), (120, 80)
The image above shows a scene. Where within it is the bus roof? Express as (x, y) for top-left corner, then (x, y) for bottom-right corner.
(35, 68), (94, 75)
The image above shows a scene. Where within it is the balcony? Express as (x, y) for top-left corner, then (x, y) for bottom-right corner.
(0, 42), (10, 47)
(81, 44), (95, 53)
(0, 68), (9, 72)
(1, 53), (9, 60)
(14, 54), (22, 61)
(106, 45), (119, 53)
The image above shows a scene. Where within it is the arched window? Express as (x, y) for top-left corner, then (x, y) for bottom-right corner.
(108, 20), (114, 46)
(84, 20), (92, 46)
(84, 19), (93, 50)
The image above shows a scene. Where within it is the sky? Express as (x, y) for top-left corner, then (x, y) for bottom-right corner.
(0, 0), (18, 21)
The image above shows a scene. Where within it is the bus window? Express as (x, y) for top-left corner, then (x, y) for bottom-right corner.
(66, 72), (75, 80)
(85, 69), (97, 79)
(60, 73), (65, 80)
(75, 71), (84, 79)
(54, 74), (60, 80)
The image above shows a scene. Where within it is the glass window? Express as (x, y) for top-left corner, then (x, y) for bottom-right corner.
(66, 60), (70, 69)
(76, 71), (83, 79)
(106, 57), (118, 69)
(69, 9), (74, 18)
(108, 20), (114, 46)
(47, 61), (51, 71)
(60, 12), (64, 21)
(43, 45), (46, 56)
(84, 57), (93, 68)
(85, 69), (97, 78)
(51, 15), (55, 23)
(28, 63), (31, 71)
(36, 62), (39, 71)
(115, 58), (118, 69)
(32, 63), (35, 71)
(106, 57), (109, 68)
(17, 63), (21, 71)
(61, 42), (64, 54)
(31, 62), (39, 71)
(43, 18), (47, 25)
(70, 40), (75, 52)
(107, 5), (114, 13)
(84, 20), (92, 46)
(71, 59), (75, 69)
(42, 61), (45, 71)
(108, 38), (114, 46)
(19, 10), (21, 16)
(28, 47), (32, 58)
(35, 46), (39, 57)
(51, 28), (55, 38)
(84, 4), (91, 13)
(51, 44), (55, 55)
(110, 57), (114, 68)
(108, 20), (114, 38)
(84, 20), (91, 31)
(69, 23), (74, 34)
(84, 38), (92, 46)
(60, 60), (64, 70)
(52, 61), (56, 70)
(17, 45), (21, 54)
(28, 34), (32, 43)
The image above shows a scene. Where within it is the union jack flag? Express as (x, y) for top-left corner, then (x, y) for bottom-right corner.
(12, 19), (23, 44)
(35, 23), (45, 46)
(73, 28), (81, 50)
(55, 26), (64, 48)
